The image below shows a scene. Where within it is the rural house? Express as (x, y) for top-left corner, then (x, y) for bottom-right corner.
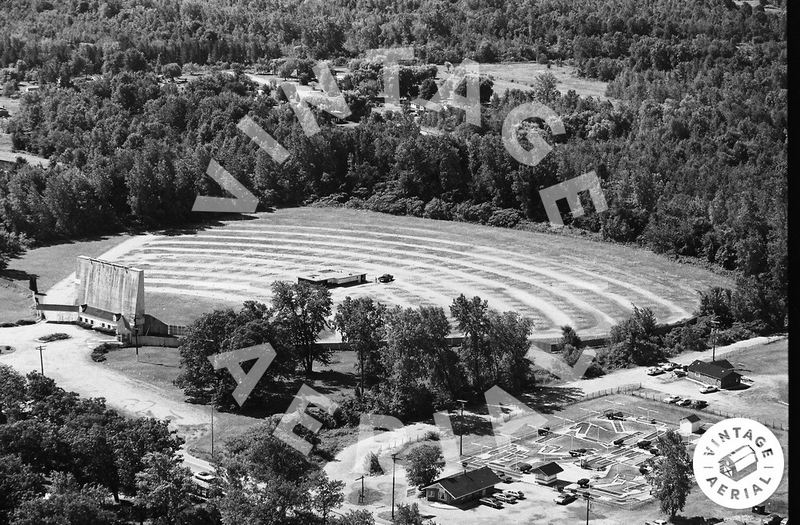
(687, 359), (742, 388)
(422, 466), (501, 505)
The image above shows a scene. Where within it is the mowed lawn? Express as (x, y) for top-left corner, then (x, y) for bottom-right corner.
(0, 234), (134, 322)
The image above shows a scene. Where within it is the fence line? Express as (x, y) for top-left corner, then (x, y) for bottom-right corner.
(628, 389), (786, 431)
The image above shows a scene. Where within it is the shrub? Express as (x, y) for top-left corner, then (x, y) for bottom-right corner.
(0, 322), (16, 328)
(422, 198), (453, 220)
(15, 319), (36, 326)
(90, 342), (122, 362)
(452, 202), (493, 224)
(38, 333), (70, 342)
(714, 323), (756, 346)
(487, 208), (523, 228)
(423, 430), (440, 441)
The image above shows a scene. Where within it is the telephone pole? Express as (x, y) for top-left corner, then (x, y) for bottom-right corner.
(37, 345), (45, 375)
(457, 399), (467, 456)
(391, 453), (399, 520)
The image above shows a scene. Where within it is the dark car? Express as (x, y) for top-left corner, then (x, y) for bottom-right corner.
(515, 462), (533, 473)
(692, 400), (709, 409)
(639, 465), (650, 474)
(649, 447), (660, 456)
(378, 274), (394, 283)
(538, 426), (551, 436)
(613, 438), (625, 446)
(576, 478), (591, 487)
(569, 448), (588, 457)
(637, 440), (652, 449)
(604, 410), (624, 420)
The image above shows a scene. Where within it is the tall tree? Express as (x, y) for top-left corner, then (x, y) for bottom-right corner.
(134, 452), (197, 525)
(645, 430), (692, 521)
(271, 281), (333, 377)
(334, 297), (386, 395)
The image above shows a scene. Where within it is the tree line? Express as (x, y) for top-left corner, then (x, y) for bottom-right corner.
(175, 282), (535, 422)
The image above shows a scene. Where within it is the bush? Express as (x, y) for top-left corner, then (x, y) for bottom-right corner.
(422, 198), (453, 220)
(487, 208), (523, 228)
(15, 319), (36, 326)
(714, 323), (756, 346)
(38, 332), (70, 342)
(0, 322), (16, 328)
(90, 342), (122, 362)
(423, 430), (440, 441)
(452, 202), (494, 224)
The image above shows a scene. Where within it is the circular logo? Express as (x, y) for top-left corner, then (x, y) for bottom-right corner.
(693, 418), (784, 509)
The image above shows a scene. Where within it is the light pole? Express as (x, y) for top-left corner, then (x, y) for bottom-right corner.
(36, 345), (45, 375)
(391, 452), (399, 521)
(456, 399), (467, 456)
(210, 402), (215, 457)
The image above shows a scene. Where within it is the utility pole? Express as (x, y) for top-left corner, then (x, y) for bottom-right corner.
(132, 314), (140, 362)
(583, 492), (593, 525)
(391, 453), (399, 521)
(710, 316), (719, 362)
(355, 475), (365, 504)
(210, 402), (215, 457)
(457, 399), (467, 456)
(37, 345), (45, 375)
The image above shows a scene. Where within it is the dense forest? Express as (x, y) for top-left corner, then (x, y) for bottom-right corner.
(0, 0), (787, 330)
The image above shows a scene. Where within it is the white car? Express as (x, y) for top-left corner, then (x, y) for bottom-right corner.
(493, 493), (517, 503)
(700, 385), (719, 394)
(194, 471), (216, 483)
(646, 367), (664, 376)
(503, 489), (524, 499)
(663, 395), (681, 404)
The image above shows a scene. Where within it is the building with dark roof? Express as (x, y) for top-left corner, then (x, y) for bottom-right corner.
(422, 466), (500, 505)
(679, 414), (702, 434)
(687, 359), (741, 388)
(530, 461), (564, 485)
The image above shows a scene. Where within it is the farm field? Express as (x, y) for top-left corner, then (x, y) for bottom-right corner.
(90, 208), (729, 338)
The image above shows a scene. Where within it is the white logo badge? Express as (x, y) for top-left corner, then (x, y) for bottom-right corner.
(693, 418), (783, 509)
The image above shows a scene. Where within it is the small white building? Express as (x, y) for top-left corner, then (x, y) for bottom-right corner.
(530, 462), (564, 485)
(679, 414), (702, 435)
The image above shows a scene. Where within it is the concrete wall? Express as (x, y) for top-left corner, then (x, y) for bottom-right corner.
(75, 256), (144, 318)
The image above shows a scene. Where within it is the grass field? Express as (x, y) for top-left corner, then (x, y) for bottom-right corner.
(469, 62), (610, 100)
(0, 234), (134, 322)
(95, 208), (729, 338)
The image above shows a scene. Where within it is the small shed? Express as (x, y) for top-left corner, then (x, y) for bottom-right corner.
(530, 462), (564, 485)
(687, 359), (741, 389)
(679, 414), (702, 434)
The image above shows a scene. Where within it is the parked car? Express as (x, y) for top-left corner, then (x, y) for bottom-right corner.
(639, 465), (650, 474)
(762, 514), (783, 525)
(554, 493), (578, 505)
(538, 426), (551, 436)
(663, 395), (681, 404)
(576, 478), (591, 487)
(691, 399), (708, 409)
(503, 490), (524, 499)
(637, 440), (652, 449)
(613, 438), (625, 446)
(569, 448), (588, 457)
(674, 369), (687, 377)
(494, 493), (517, 504)
(649, 447), (660, 455)
(494, 471), (512, 483)
(677, 398), (693, 407)
(700, 385), (719, 394)
(604, 410), (624, 420)
(479, 497), (503, 509)
(646, 367), (664, 376)
(194, 471), (216, 483)
(378, 273), (394, 283)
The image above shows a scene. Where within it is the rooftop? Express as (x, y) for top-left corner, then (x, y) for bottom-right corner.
(687, 359), (739, 379)
(423, 466), (501, 499)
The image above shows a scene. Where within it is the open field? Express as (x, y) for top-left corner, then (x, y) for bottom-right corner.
(90, 208), (730, 338)
(469, 62), (611, 100)
(0, 234), (135, 322)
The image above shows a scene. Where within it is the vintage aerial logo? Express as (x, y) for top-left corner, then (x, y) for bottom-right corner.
(693, 418), (784, 509)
